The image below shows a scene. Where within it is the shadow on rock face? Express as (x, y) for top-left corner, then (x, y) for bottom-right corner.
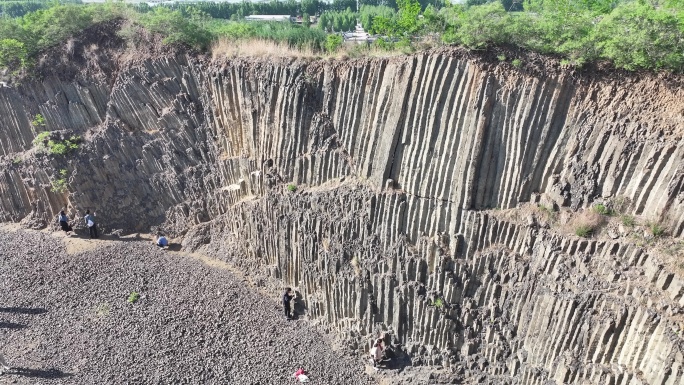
(0, 321), (26, 329)
(0, 307), (47, 315)
(8, 368), (73, 379)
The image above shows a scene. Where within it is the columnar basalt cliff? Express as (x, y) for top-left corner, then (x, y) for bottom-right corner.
(0, 48), (683, 384)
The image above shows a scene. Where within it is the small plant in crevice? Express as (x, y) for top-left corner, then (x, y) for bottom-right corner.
(497, 54), (506, 61)
(574, 224), (594, 238)
(433, 297), (444, 308)
(648, 222), (667, 238)
(12, 156), (21, 164)
(127, 291), (140, 304)
(31, 113), (46, 127)
(287, 184), (297, 192)
(592, 204), (613, 216)
(512, 59), (522, 68)
(50, 169), (69, 193)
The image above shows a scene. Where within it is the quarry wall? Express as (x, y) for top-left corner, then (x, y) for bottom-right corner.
(0, 50), (682, 383)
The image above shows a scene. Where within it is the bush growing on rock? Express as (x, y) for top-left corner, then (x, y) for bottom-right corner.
(33, 132), (81, 156)
(50, 169), (69, 193)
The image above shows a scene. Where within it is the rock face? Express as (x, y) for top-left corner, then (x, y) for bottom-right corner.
(0, 49), (683, 383)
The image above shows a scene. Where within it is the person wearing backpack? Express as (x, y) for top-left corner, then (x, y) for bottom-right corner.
(84, 210), (98, 239)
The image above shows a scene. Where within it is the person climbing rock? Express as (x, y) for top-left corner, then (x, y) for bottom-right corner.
(283, 288), (295, 320)
(84, 210), (98, 239)
(0, 353), (11, 375)
(58, 210), (72, 235)
(156, 235), (168, 248)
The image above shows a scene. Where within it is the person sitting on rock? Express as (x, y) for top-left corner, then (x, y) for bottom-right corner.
(283, 287), (296, 320)
(370, 338), (384, 368)
(156, 235), (169, 248)
(84, 210), (98, 239)
(58, 210), (72, 235)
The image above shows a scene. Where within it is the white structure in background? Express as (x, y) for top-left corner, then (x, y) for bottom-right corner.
(245, 14), (294, 22)
(343, 24), (374, 42)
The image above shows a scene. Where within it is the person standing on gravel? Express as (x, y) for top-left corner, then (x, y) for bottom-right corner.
(283, 288), (295, 320)
(58, 210), (72, 235)
(84, 210), (98, 239)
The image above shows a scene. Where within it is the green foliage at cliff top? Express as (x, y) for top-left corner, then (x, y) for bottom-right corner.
(0, 0), (682, 73)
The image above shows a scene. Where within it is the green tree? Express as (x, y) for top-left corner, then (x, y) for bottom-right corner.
(325, 33), (343, 52)
(396, 0), (421, 35)
(301, 0), (319, 15)
(455, 2), (510, 48)
(593, 2), (684, 71)
(0, 39), (27, 69)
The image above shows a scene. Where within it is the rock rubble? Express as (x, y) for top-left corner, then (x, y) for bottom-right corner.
(0, 230), (376, 385)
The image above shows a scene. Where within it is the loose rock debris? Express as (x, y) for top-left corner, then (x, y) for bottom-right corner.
(0, 230), (376, 384)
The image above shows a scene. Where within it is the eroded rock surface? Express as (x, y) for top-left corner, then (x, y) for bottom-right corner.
(0, 46), (683, 384)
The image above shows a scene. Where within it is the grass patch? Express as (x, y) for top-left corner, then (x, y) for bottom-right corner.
(571, 210), (606, 238)
(511, 58), (522, 68)
(621, 215), (636, 227)
(648, 222), (667, 238)
(287, 184), (297, 192)
(127, 291), (140, 304)
(574, 224), (594, 238)
(592, 204), (613, 216)
(537, 203), (557, 222)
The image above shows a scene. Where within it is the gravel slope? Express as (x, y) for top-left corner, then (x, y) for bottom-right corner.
(0, 230), (376, 385)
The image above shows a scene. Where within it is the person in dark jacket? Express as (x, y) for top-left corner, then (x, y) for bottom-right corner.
(283, 288), (295, 320)
(58, 210), (72, 235)
(84, 210), (98, 239)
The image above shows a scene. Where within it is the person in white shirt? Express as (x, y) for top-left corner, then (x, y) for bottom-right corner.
(370, 338), (384, 367)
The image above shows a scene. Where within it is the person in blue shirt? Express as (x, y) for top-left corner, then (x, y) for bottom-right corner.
(156, 235), (168, 248)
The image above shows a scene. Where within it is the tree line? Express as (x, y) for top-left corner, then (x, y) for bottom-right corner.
(0, 0), (682, 74)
